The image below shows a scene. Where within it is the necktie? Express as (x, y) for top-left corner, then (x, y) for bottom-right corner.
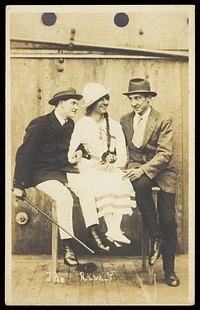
(132, 116), (144, 148)
(63, 120), (68, 127)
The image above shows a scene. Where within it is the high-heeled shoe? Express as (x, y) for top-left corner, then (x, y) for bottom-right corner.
(105, 230), (131, 245)
(87, 224), (110, 252)
(105, 232), (122, 247)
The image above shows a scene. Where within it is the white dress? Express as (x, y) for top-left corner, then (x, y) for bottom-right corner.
(68, 116), (136, 219)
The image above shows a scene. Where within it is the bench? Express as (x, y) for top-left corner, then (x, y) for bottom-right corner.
(51, 186), (160, 285)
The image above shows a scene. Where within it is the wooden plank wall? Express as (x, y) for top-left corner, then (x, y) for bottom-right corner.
(9, 57), (188, 255)
(9, 11), (189, 50)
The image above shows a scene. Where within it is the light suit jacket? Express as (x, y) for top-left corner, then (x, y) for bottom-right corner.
(120, 107), (176, 193)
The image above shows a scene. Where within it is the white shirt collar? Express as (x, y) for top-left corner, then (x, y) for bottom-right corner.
(135, 106), (151, 122)
(54, 110), (68, 126)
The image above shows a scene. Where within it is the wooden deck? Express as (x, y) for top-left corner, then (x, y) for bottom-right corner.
(7, 254), (192, 306)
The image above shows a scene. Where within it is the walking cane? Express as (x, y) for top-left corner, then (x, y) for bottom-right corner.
(12, 188), (95, 254)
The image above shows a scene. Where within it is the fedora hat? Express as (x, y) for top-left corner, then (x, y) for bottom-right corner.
(49, 86), (83, 105)
(82, 83), (111, 108)
(122, 78), (157, 97)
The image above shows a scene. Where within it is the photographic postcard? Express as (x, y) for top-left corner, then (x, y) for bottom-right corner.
(5, 4), (195, 306)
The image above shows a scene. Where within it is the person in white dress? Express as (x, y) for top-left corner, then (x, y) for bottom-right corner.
(68, 83), (136, 246)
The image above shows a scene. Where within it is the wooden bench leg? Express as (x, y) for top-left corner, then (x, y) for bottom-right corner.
(148, 265), (155, 285)
(148, 187), (160, 284)
(142, 224), (154, 284)
(142, 221), (148, 272)
(51, 202), (59, 276)
(141, 187), (160, 285)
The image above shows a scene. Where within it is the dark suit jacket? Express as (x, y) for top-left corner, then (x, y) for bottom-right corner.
(13, 110), (75, 190)
(120, 107), (176, 193)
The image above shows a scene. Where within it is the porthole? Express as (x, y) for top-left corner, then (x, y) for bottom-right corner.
(42, 13), (57, 26)
(114, 12), (129, 27)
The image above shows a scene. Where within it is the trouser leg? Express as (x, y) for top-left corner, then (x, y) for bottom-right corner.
(112, 213), (123, 231)
(67, 173), (99, 228)
(36, 180), (74, 240)
(104, 213), (123, 232)
(157, 191), (177, 272)
(104, 213), (114, 232)
(131, 175), (160, 237)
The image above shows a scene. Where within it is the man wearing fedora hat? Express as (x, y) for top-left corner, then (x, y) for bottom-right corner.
(120, 78), (180, 287)
(13, 86), (110, 267)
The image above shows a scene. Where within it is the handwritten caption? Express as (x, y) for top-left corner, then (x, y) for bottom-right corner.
(45, 269), (115, 283)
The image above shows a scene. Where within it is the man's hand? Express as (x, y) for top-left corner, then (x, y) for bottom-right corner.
(70, 150), (83, 165)
(123, 167), (144, 181)
(13, 188), (26, 201)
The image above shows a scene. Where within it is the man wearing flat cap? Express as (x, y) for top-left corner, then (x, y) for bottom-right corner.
(120, 78), (180, 287)
(13, 86), (110, 268)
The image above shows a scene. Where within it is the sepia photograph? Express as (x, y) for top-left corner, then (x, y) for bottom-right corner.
(5, 4), (195, 306)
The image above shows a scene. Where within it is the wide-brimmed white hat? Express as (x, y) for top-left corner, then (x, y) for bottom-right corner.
(82, 83), (111, 108)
